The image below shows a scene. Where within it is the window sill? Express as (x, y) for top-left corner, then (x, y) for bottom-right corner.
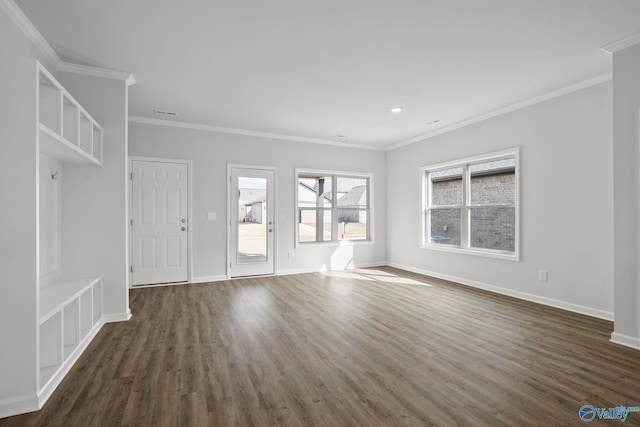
(420, 243), (519, 261)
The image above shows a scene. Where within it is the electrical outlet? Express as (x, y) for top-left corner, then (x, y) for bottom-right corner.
(538, 270), (548, 282)
(288, 251), (294, 260)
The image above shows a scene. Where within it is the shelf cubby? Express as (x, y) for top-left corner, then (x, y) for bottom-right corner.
(79, 113), (92, 155)
(39, 312), (61, 387)
(92, 124), (102, 162)
(92, 280), (103, 326)
(38, 73), (61, 134)
(79, 289), (92, 340)
(63, 300), (79, 359)
(62, 96), (79, 146)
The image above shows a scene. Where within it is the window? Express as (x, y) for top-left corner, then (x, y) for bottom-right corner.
(296, 170), (371, 244)
(421, 148), (519, 259)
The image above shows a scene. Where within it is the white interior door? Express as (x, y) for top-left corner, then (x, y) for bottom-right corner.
(131, 160), (189, 285)
(229, 167), (275, 277)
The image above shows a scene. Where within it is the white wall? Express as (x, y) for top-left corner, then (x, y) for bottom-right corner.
(128, 123), (387, 280)
(387, 82), (614, 319)
(0, 5), (52, 408)
(612, 42), (640, 347)
(57, 73), (130, 320)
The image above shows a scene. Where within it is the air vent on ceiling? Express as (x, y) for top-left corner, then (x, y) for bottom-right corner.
(154, 110), (178, 117)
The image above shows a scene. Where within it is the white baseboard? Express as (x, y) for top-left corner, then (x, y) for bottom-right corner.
(190, 275), (228, 284)
(351, 261), (388, 269)
(103, 309), (132, 323)
(387, 262), (614, 321)
(611, 332), (640, 350)
(0, 393), (38, 419)
(278, 267), (324, 276)
(278, 261), (387, 277)
(38, 319), (105, 408)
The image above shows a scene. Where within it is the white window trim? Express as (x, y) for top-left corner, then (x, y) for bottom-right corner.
(419, 147), (520, 261)
(295, 168), (374, 247)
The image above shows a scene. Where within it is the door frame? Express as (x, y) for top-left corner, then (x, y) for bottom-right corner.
(227, 164), (278, 278)
(129, 156), (193, 287)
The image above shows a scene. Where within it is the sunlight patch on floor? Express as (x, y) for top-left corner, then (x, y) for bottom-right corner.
(325, 269), (433, 287)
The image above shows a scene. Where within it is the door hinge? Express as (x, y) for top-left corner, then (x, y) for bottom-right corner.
(130, 265), (134, 273)
(130, 219), (133, 226)
(130, 172), (133, 180)
(229, 262), (232, 269)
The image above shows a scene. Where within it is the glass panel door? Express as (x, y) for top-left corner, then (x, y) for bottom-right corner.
(229, 167), (275, 277)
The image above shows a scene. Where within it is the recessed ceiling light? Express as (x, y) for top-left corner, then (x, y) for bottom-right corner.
(154, 109), (178, 117)
(390, 107), (403, 114)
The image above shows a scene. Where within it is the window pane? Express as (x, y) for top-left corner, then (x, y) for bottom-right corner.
(469, 159), (515, 205)
(429, 208), (461, 245)
(299, 209), (332, 242)
(430, 167), (462, 206)
(337, 176), (368, 208)
(298, 176), (332, 208)
(238, 177), (267, 263)
(338, 209), (367, 240)
(469, 207), (515, 251)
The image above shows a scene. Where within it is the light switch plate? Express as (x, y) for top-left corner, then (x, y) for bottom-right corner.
(207, 212), (216, 221)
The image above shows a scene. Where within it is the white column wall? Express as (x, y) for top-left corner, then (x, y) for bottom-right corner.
(57, 73), (130, 321)
(611, 42), (640, 348)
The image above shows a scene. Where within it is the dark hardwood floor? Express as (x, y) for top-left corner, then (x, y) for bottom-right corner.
(2, 267), (639, 426)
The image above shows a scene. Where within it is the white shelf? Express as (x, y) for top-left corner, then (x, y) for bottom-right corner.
(39, 124), (101, 166)
(39, 276), (101, 323)
(37, 61), (103, 166)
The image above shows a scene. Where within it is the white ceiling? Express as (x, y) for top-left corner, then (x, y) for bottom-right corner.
(13, 0), (640, 149)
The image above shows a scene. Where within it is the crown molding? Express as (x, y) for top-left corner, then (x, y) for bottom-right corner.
(128, 116), (385, 151)
(58, 62), (136, 85)
(386, 72), (612, 151)
(1, 0), (135, 84)
(601, 32), (640, 54)
(1, 0), (61, 68)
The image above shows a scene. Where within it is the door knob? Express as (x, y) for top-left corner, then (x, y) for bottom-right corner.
(181, 227), (186, 231)
(181, 219), (186, 223)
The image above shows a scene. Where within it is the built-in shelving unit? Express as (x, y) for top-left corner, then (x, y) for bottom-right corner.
(38, 277), (102, 389)
(36, 60), (106, 399)
(37, 63), (103, 166)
